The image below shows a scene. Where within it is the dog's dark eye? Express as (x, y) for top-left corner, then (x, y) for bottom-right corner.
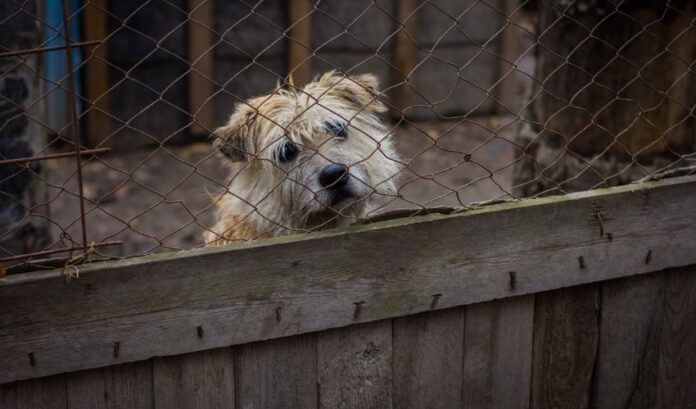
(326, 122), (348, 138)
(277, 141), (298, 163)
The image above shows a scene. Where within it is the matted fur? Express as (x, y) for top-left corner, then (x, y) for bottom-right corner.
(204, 71), (401, 245)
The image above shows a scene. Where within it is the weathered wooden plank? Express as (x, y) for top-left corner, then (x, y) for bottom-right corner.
(187, 0), (215, 135)
(393, 308), (465, 409)
(153, 347), (234, 409)
(463, 295), (534, 409)
(592, 274), (665, 409)
(592, 265), (696, 409)
(1, 175), (695, 384)
(531, 285), (599, 409)
(317, 320), (392, 409)
(287, 0), (313, 86)
(0, 375), (66, 409)
(66, 360), (153, 409)
(654, 266), (696, 408)
(235, 333), (317, 409)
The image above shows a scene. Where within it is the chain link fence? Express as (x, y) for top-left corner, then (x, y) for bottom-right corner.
(1, 0), (695, 271)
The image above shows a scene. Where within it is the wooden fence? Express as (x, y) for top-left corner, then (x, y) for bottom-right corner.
(1, 175), (696, 408)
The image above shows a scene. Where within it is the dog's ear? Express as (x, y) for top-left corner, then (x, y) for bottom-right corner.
(320, 72), (387, 113)
(212, 106), (255, 162)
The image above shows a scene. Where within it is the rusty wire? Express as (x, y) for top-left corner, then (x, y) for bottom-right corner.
(0, 0), (694, 272)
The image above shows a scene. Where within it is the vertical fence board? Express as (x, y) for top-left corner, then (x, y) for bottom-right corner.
(317, 320), (392, 409)
(531, 285), (599, 409)
(153, 347), (234, 409)
(66, 361), (153, 409)
(0, 375), (66, 409)
(463, 295), (534, 409)
(592, 274), (665, 409)
(393, 308), (465, 409)
(654, 267), (696, 408)
(235, 333), (317, 409)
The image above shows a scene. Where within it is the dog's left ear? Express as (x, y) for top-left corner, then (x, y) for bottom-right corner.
(212, 107), (256, 162)
(323, 73), (387, 113)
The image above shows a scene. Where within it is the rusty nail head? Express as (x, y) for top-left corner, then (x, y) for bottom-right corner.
(430, 294), (442, 309)
(353, 301), (365, 319)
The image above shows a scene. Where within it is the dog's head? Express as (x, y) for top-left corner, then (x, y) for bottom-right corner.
(213, 71), (401, 233)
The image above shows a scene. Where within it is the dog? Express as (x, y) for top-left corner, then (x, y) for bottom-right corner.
(204, 71), (401, 245)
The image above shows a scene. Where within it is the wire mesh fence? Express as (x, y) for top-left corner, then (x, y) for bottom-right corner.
(1, 0), (695, 272)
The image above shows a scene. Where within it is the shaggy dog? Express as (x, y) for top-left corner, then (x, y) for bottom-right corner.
(204, 72), (401, 245)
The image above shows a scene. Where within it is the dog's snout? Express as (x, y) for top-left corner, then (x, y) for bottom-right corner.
(319, 164), (349, 189)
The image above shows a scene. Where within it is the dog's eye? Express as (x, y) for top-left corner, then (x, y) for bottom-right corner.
(277, 141), (298, 163)
(326, 122), (348, 138)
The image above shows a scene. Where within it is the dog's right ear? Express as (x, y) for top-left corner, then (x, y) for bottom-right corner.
(212, 107), (256, 162)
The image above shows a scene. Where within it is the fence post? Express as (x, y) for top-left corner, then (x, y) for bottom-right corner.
(286, 0), (312, 86)
(187, 0), (215, 136)
(390, 0), (418, 119)
(83, 0), (111, 147)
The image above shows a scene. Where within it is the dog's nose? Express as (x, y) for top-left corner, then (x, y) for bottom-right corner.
(319, 164), (349, 189)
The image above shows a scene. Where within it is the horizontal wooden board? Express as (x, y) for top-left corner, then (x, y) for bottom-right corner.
(1, 175), (695, 384)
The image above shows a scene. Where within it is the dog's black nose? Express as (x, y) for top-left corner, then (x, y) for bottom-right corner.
(319, 164), (349, 189)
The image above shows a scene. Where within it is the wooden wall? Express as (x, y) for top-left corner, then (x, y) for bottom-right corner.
(85, 0), (505, 149)
(3, 267), (696, 408)
(2, 175), (695, 408)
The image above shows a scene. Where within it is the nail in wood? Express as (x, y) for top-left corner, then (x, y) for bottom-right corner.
(430, 294), (442, 309)
(353, 301), (365, 319)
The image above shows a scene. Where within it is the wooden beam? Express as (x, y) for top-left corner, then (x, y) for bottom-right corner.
(286, 0), (312, 86)
(82, 0), (110, 147)
(187, 0), (215, 136)
(1, 175), (696, 384)
(390, 0), (418, 118)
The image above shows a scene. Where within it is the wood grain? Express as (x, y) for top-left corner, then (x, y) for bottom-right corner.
(393, 308), (465, 409)
(1, 176), (695, 384)
(654, 266), (696, 408)
(0, 375), (66, 409)
(317, 320), (392, 409)
(153, 348), (234, 409)
(592, 274), (664, 409)
(66, 361), (153, 409)
(235, 333), (317, 409)
(463, 295), (534, 409)
(531, 285), (599, 409)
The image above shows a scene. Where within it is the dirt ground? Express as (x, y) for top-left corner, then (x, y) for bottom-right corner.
(44, 117), (520, 257)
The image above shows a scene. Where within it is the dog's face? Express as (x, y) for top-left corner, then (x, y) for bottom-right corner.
(213, 72), (401, 234)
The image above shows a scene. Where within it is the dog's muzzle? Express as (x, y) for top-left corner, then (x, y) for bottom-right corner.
(319, 164), (354, 206)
